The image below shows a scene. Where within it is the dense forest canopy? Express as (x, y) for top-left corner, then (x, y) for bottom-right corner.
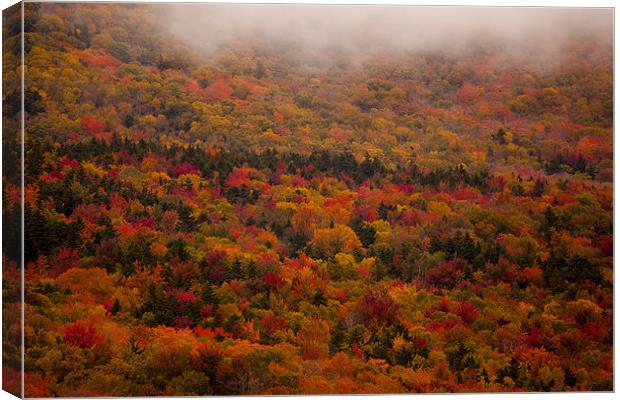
(2, 3), (613, 396)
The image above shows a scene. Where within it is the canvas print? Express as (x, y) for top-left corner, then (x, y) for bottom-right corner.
(2, 2), (613, 397)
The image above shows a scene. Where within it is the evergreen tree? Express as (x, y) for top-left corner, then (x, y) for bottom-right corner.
(351, 216), (377, 248)
(493, 128), (507, 145)
(447, 341), (477, 383)
(229, 259), (244, 280)
(330, 320), (348, 354)
(111, 298), (121, 314)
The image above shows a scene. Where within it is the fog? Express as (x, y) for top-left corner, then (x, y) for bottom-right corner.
(157, 4), (613, 57)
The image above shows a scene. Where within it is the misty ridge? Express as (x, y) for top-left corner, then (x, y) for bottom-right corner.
(157, 4), (613, 65)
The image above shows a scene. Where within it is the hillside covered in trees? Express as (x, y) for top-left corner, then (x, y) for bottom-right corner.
(2, 3), (613, 396)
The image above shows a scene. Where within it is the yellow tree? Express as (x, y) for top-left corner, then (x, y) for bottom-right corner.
(310, 225), (362, 258)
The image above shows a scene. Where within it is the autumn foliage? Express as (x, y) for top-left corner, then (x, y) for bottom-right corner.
(2, 3), (612, 397)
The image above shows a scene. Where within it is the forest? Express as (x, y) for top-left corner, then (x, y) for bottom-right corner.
(2, 3), (613, 396)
